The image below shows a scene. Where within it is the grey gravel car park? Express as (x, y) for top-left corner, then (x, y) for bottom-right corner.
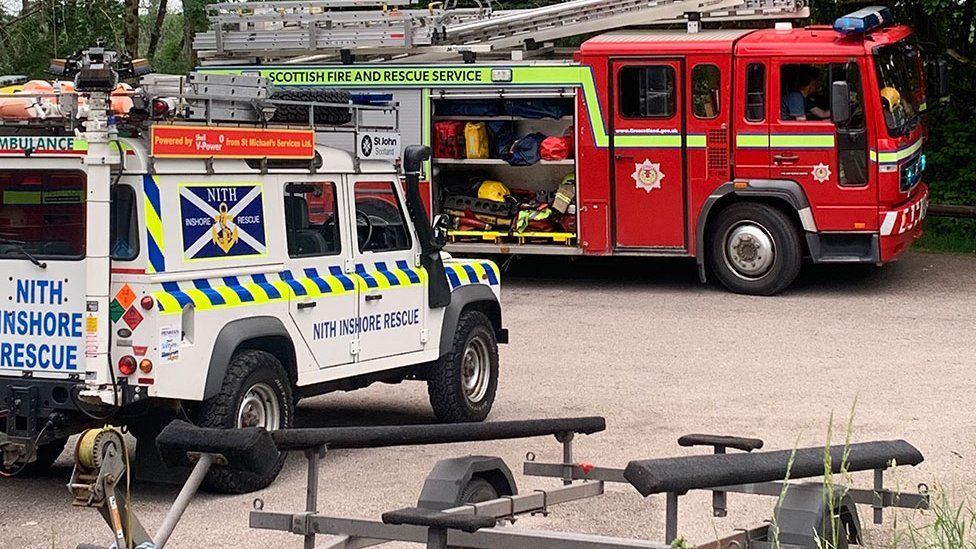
(2, 251), (974, 549)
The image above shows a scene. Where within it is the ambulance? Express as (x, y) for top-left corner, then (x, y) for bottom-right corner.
(204, 5), (942, 295)
(0, 46), (507, 492)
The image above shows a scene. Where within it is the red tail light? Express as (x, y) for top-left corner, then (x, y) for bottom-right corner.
(140, 296), (155, 310)
(118, 355), (137, 376)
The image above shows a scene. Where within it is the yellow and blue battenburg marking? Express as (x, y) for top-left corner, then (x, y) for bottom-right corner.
(153, 260), (498, 314)
(143, 174), (166, 274)
(444, 261), (499, 290)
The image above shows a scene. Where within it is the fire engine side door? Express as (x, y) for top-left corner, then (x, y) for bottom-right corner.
(771, 59), (875, 229)
(282, 177), (359, 369)
(610, 58), (686, 249)
(348, 175), (426, 362)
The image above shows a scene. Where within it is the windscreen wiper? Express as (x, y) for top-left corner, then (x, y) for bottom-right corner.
(0, 238), (47, 268)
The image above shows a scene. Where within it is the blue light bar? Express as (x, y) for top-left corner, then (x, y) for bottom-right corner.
(833, 6), (894, 35)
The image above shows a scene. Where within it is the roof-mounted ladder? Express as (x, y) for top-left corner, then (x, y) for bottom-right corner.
(194, 0), (809, 61)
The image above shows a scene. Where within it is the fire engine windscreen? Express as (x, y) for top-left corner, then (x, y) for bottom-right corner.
(0, 171), (87, 259)
(874, 41), (924, 136)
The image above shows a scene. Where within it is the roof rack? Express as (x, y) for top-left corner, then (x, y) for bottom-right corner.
(193, 0), (809, 62)
(0, 72), (399, 136)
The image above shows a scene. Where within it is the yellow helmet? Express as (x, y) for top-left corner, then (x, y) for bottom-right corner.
(477, 180), (510, 202)
(880, 86), (901, 111)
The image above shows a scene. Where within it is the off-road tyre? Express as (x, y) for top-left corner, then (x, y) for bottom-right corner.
(270, 87), (353, 125)
(707, 202), (802, 296)
(427, 310), (498, 423)
(197, 349), (293, 493)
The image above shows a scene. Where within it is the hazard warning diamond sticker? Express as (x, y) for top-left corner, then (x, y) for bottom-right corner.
(115, 284), (137, 310)
(110, 299), (125, 324)
(122, 306), (144, 331)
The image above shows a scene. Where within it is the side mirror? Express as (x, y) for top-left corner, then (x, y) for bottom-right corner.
(431, 213), (453, 248)
(831, 81), (851, 125)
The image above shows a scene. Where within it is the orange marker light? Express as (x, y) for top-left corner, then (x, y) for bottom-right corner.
(139, 359), (153, 374)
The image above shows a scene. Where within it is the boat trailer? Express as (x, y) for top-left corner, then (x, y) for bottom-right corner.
(72, 417), (929, 548)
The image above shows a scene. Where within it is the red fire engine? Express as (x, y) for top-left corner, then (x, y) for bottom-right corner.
(200, 4), (941, 295)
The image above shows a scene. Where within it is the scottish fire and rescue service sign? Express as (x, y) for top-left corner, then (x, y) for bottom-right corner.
(151, 125), (315, 159)
(179, 183), (267, 261)
(358, 131), (401, 161)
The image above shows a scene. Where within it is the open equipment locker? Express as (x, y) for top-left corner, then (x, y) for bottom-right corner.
(428, 86), (582, 256)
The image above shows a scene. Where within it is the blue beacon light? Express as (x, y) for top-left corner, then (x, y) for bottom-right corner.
(833, 6), (895, 36)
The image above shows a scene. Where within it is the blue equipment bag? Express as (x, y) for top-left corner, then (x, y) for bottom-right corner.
(507, 133), (546, 166)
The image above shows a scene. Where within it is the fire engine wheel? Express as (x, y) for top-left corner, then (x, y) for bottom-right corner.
(269, 87), (353, 125)
(197, 349), (293, 494)
(427, 310), (498, 423)
(708, 202), (802, 296)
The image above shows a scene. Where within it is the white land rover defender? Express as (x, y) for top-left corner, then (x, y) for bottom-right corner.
(0, 46), (506, 492)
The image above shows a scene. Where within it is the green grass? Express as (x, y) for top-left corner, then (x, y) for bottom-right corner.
(766, 400), (976, 549)
(916, 218), (976, 254)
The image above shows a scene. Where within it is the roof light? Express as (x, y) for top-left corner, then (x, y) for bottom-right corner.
(834, 6), (894, 36)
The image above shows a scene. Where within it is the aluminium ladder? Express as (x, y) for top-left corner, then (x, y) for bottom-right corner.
(193, 0), (809, 61)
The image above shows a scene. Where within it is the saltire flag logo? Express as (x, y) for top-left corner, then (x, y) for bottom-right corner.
(180, 183), (267, 260)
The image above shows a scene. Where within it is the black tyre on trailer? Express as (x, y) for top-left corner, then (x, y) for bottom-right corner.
(458, 477), (500, 503)
(270, 87), (353, 125)
(196, 349), (294, 493)
(427, 310), (499, 423)
(707, 202), (803, 296)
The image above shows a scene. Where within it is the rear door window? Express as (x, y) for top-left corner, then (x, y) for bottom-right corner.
(0, 170), (86, 259)
(110, 185), (139, 260)
(284, 182), (342, 258)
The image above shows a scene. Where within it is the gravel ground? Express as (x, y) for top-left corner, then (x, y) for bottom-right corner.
(2, 251), (974, 549)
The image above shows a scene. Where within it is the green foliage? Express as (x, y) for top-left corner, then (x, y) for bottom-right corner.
(0, 0), (126, 78)
(150, 13), (193, 74)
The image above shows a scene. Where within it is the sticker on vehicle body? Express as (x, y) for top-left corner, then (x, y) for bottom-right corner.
(812, 163), (832, 183)
(160, 325), (180, 363)
(632, 159), (665, 193)
(179, 183), (267, 261)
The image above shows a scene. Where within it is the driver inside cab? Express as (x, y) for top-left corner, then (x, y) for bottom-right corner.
(781, 65), (831, 121)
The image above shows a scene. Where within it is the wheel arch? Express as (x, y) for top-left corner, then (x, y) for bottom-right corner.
(417, 455), (517, 511)
(696, 180), (815, 282)
(204, 317), (298, 400)
(438, 284), (504, 358)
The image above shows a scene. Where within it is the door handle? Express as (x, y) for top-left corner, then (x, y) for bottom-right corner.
(615, 154), (634, 161)
(297, 301), (317, 310)
(365, 293), (383, 302)
(773, 153), (800, 164)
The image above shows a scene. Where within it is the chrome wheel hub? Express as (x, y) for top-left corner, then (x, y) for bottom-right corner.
(724, 222), (775, 279)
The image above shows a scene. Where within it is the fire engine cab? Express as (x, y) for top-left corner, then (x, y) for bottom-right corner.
(0, 45), (506, 492)
(198, 3), (943, 295)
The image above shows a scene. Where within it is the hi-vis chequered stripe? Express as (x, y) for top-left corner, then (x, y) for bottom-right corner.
(143, 174), (166, 274)
(152, 260), (496, 315)
(445, 261), (499, 290)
